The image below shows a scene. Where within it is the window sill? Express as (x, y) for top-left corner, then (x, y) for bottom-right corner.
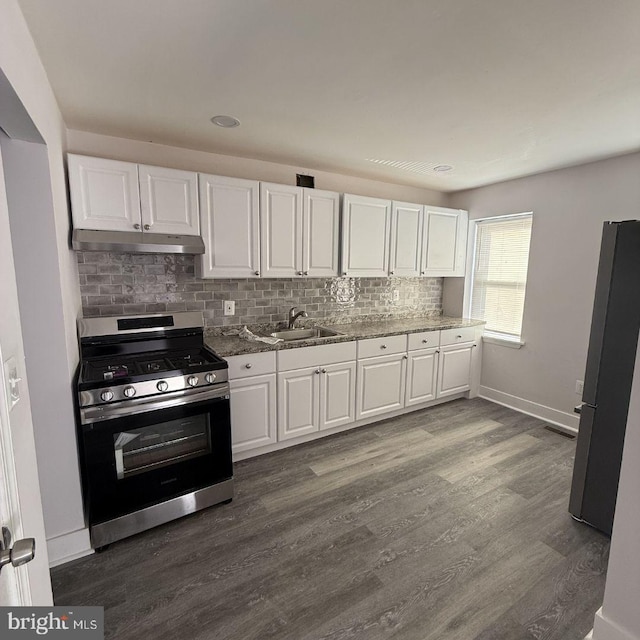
(482, 333), (525, 349)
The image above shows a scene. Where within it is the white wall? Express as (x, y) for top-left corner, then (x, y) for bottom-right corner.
(448, 152), (640, 430)
(591, 334), (640, 640)
(66, 130), (448, 206)
(0, 0), (89, 565)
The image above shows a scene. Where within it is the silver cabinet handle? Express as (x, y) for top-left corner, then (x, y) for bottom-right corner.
(380, 344), (387, 349)
(403, 354), (408, 360)
(472, 343), (477, 348)
(304, 271), (309, 276)
(144, 224), (151, 230)
(420, 271), (425, 275)
(315, 368), (321, 375)
(436, 349), (440, 354)
(342, 272), (347, 276)
(298, 271), (304, 276)
(456, 335), (462, 339)
(254, 271), (260, 276)
(245, 363), (252, 369)
(322, 368), (327, 373)
(422, 339), (428, 344)
(390, 271), (394, 275)
(133, 223), (141, 230)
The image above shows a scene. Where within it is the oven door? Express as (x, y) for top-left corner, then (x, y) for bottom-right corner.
(80, 388), (232, 526)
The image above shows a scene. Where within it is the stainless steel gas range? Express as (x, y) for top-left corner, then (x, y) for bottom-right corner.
(75, 312), (233, 549)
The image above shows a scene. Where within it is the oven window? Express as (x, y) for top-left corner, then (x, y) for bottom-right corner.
(113, 415), (211, 479)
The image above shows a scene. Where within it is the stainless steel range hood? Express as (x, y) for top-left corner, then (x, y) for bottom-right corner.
(72, 229), (205, 254)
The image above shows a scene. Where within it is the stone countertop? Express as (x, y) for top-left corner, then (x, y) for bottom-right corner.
(205, 316), (485, 358)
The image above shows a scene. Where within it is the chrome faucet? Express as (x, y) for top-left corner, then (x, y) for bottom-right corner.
(288, 307), (308, 329)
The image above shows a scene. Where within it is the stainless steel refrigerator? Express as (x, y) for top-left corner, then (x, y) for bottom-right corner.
(569, 220), (640, 536)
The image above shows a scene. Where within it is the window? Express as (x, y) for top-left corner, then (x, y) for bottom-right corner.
(469, 213), (532, 342)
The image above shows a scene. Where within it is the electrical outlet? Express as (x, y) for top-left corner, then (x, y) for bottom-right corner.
(224, 301), (235, 316)
(575, 380), (584, 395)
(392, 289), (400, 302)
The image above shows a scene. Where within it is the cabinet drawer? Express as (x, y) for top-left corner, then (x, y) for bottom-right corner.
(278, 341), (357, 371)
(440, 327), (476, 346)
(357, 334), (407, 359)
(408, 330), (440, 351)
(227, 351), (276, 379)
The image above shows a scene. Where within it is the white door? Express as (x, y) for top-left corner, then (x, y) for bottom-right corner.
(303, 188), (340, 277)
(278, 367), (319, 441)
(260, 182), (303, 278)
(437, 344), (473, 398)
(356, 353), (406, 420)
(139, 165), (199, 236)
(390, 201), (424, 277)
(422, 207), (468, 277)
(0, 149), (52, 605)
(341, 194), (391, 277)
(320, 361), (356, 431)
(405, 348), (439, 406)
(68, 154), (141, 232)
(199, 174), (260, 278)
(229, 374), (277, 454)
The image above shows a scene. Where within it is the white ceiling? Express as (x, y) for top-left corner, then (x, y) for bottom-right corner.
(17, 0), (640, 191)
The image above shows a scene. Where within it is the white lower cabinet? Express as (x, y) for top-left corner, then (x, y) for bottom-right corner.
(405, 348), (439, 406)
(320, 361), (356, 431)
(278, 366), (320, 441)
(436, 343), (474, 398)
(229, 374), (277, 453)
(356, 353), (407, 420)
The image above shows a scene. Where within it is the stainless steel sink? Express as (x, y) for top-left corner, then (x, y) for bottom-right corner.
(270, 327), (342, 341)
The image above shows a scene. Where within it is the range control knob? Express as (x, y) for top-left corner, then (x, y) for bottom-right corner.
(187, 376), (199, 387)
(100, 390), (114, 402)
(205, 373), (216, 384)
(123, 386), (136, 398)
(156, 380), (169, 392)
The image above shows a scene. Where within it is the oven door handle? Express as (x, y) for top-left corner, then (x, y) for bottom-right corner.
(80, 384), (230, 425)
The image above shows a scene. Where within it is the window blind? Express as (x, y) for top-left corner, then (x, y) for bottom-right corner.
(470, 214), (532, 338)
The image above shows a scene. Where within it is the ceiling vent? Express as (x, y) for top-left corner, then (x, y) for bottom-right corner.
(366, 158), (453, 175)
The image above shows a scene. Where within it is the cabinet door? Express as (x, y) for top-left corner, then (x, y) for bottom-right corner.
(260, 182), (303, 278)
(405, 348), (438, 406)
(139, 165), (199, 235)
(422, 207), (468, 276)
(390, 201), (424, 277)
(230, 374), (277, 454)
(278, 367), (319, 441)
(68, 154), (141, 232)
(356, 353), (406, 420)
(341, 194), (391, 277)
(303, 188), (340, 277)
(436, 343), (473, 398)
(199, 174), (260, 278)
(320, 361), (356, 431)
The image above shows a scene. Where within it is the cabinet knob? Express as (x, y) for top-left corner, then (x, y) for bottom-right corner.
(144, 224), (151, 231)
(315, 368), (321, 375)
(421, 271), (425, 275)
(403, 354), (408, 360)
(456, 335), (462, 339)
(436, 349), (440, 354)
(422, 339), (428, 344)
(133, 223), (141, 230)
(304, 271), (309, 276)
(342, 272), (347, 276)
(380, 344), (387, 350)
(390, 271), (394, 275)
(245, 363), (252, 369)
(322, 368), (327, 373)
(254, 271), (260, 276)
(298, 271), (304, 276)
(472, 343), (477, 348)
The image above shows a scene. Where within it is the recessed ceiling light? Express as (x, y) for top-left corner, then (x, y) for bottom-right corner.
(211, 115), (240, 128)
(433, 164), (453, 172)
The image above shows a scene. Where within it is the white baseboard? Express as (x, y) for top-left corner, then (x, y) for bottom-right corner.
(592, 608), (639, 640)
(479, 386), (579, 434)
(47, 527), (93, 568)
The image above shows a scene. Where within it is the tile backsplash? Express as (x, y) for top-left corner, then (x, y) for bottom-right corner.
(76, 252), (443, 328)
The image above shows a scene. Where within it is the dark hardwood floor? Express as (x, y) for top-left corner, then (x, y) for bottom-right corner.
(52, 398), (609, 639)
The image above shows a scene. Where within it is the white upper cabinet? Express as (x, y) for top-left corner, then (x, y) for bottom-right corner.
(303, 188), (340, 277)
(422, 206), (468, 277)
(390, 201), (424, 277)
(260, 182), (304, 278)
(199, 174), (260, 278)
(68, 154), (200, 237)
(68, 154), (141, 232)
(139, 165), (199, 236)
(341, 194), (392, 277)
